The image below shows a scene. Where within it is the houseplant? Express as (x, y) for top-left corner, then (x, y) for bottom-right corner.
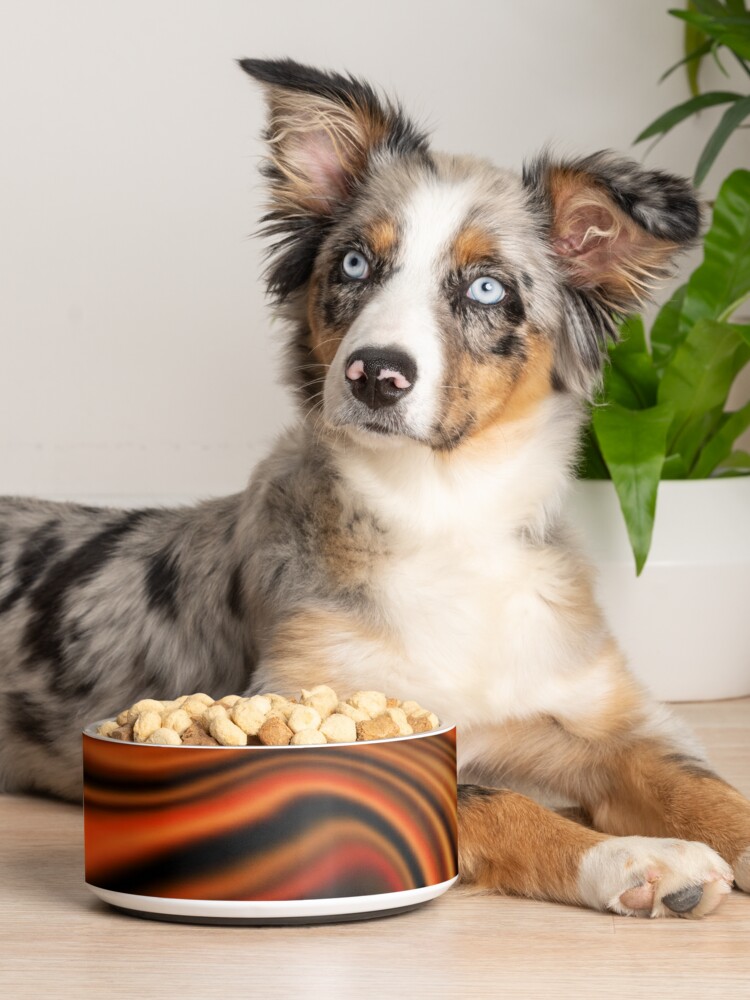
(571, 1), (750, 700)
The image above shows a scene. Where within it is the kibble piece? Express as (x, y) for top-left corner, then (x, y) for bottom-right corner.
(247, 694), (272, 715)
(160, 697), (186, 713)
(349, 691), (388, 718)
(117, 698), (164, 725)
(146, 727), (182, 746)
(210, 715), (248, 747)
(200, 704), (228, 728)
(400, 700), (423, 716)
(320, 713), (357, 744)
(356, 715), (400, 741)
(231, 700), (266, 736)
(290, 729), (328, 745)
(181, 695), (217, 719)
(336, 701), (370, 723)
(97, 720), (120, 738)
(301, 685), (338, 718)
(161, 709), (192, 734)
(133, 710), (162, 743)
(216, 694), (242, 708)
(266, 695), (295, 719)
(107, 722), (135, 742)
(258, 717), (293, 746)
(180, 722), (220, 746)
(407, 713), (433, 733)
(287, 705), (322, 734)
(385, 707), (413, 736)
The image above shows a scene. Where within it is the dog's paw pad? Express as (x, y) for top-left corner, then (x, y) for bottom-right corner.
(662, 884), (704, 913)
(619, 882), (656, 911)
(579, 836), (733, 919)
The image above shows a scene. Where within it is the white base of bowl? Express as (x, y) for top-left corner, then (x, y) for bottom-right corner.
(87, 877), (458, 925)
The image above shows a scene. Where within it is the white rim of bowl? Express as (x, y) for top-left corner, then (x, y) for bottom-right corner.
(83, 718), (456, 749)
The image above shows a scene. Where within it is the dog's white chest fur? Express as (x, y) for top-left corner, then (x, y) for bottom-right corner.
(328, 397), (607, 733)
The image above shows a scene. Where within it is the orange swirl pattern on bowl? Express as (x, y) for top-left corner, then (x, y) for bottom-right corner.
(83, 727), (457, 901)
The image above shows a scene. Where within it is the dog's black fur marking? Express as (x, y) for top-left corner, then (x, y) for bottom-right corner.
(664, 752), (723, 783)
(261, 214), (336, 302)
(23, 511), (151, 670)
(0, 520), (64, 616)
(145, 548), (180, 621)
(227, 564), (245, 621)
(491, 331), (525, 359)
(10, 692), (55, 748)
(458, 783), (508, 801)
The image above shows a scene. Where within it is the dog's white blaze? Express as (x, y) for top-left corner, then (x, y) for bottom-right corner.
(325, 179), (478, 437)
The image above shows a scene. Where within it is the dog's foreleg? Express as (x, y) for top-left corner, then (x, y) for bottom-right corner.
(458, 784), (733, 917)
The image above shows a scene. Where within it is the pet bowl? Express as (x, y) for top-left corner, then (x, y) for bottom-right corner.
(82, 720), (458, 924)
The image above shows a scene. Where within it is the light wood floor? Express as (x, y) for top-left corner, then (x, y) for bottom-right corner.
(2, 699), (749, 1000)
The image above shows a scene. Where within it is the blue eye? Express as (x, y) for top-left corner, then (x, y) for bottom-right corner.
(467, 276), (505, 305)
(342, 250), (370, 280)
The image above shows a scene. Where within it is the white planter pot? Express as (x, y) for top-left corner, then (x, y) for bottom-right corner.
(568, 479), (750, 702)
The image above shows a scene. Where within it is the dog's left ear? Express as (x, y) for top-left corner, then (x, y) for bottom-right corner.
(523, 151), (701, 393)
(239, 58), (428, 299)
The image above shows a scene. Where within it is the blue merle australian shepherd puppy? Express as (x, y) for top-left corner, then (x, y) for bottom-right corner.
(1, 59), (749, 919)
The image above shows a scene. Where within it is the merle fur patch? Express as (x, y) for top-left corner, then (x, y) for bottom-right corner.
(0, 520), (63, 617)
(24, 511), (151, 670)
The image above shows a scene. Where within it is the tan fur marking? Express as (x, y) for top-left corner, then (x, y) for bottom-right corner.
(306, 271), (345, 368)
(263, 607), (402, 695)
(438, 335), (555, 451)
(451, 225), (497, 270)
(458, 788), (605, 902)
(364, 217), (398, 257)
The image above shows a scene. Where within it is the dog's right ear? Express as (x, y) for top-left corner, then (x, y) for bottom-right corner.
(239, 58), (428, 298)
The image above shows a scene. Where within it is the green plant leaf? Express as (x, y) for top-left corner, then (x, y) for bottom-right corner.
(686, 11), (708, 95)
(662, 453), (690, 478)
(680, 169), (750, 337)
(635, 91), (742, 142)
(651, 284), (687, 373)
(602, 316), (658, 408)
(688, 1), (735, 15)
(694, 96), (750, 185)
(659, 38), (714, 85)
(577, 423), (610, 479)
(592, 403), (674, 574)
(691, 398), (750, 476)
(658, 318), (750, 466)
(617, 314), (648, 353)
(716, 449), (750, 473)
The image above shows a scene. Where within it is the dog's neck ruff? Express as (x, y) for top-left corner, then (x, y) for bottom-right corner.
(324, 392), (583, 546)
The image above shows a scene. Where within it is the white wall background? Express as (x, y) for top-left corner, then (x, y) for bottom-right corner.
(1, 0), (748, 503)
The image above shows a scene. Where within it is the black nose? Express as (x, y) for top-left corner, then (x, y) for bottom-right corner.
(344, 347), (418, 410)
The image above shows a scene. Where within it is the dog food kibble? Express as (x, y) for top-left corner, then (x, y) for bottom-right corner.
(96, 688), (440, 746)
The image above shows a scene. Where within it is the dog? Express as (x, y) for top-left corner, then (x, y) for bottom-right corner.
(1, 58), (749, 919)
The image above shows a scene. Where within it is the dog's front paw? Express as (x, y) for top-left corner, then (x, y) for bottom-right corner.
(578, 836), (733, 918)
